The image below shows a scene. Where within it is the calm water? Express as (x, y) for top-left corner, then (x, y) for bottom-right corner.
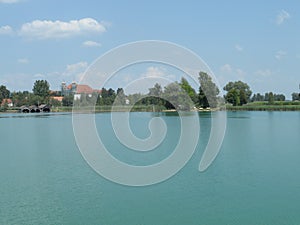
(0, 111), (300, 225)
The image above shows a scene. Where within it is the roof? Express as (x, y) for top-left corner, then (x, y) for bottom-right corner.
(1, 98), (12, 106)
(76, 84), (94, 94)
(64, 82), (101, 94)
(51, 96), (64, 102)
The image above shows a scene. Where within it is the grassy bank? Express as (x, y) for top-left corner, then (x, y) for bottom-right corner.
(2, 101), (300, 113)
(226, 101), (300, 111)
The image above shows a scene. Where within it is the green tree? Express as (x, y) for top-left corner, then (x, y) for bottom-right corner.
(198, 72), (220, 108)
(11, 91), (30, 106)
(225, 88), (240, 106)
(292, 92), (300, 101)
(268, 92), (274, 105)
(274, 94), (285, 101)
(224, 81), (252, 106)
(251, 93), (264, 102)
(114, 88), (126, 105)
(97, 88), (116, 105)
(62, 95), (74, 106)
(32, 80), (50, 103)
(180, 78), (197, 103)
(163, 82), (193, 110)
(0, 85), (10, 103)
(147, 83), (164, 107)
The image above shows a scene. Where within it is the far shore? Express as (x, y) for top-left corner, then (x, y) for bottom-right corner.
(2, 102), (300, 114)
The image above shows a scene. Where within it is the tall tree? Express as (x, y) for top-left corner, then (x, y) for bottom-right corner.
(224, 81), (252, 106)
(148, 83), (164, 106)
(292, 92), (300, 101)
(115, 88), (126, 105)
(33, 80), (50, 99)
(163, 82), (193, 110)
(0, 85), (10, 103)
(268, 92), (274, 105)
(180, 78), (197, 104)
(198, 72), (220, 108)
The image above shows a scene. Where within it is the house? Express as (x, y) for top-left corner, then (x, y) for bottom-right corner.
(1, 98), (13, 107)
(50, 96), (64, 102)
(61, 82), (101, 97)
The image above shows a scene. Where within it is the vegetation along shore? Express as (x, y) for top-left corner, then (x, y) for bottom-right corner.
(1, 72), (300, 112)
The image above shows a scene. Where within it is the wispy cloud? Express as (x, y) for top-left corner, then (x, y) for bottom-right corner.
(235, 44), (243, 52)
(276, 10), (290, 25)
(255, 69), (272, 77)
(220, 64), (232, 73)
(19, 18), (107, 39)
(82, 40), (102, 47)
(17, 58), (29, 64)
(275, 50), (287, 60)
(143, 66), (165, 78)
(219, 64), (246, 86)
(0, 25), (13, 35)
(65, 61), (88, 74)
(0, 0), (21, 3)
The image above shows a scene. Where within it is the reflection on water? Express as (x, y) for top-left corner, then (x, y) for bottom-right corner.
(0, 111), (300, 225)
(0, 112), (71, 119)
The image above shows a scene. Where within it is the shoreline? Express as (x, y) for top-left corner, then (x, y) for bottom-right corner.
(2, 105), (300, 114)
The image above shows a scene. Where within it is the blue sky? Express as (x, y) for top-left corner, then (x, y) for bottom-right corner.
(0, 0), (299, 98)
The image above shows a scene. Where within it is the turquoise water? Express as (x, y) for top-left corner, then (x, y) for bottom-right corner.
(0, 111), (300, 225)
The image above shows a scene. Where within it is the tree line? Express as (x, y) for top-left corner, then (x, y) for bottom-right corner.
(1, 72), (300, 111)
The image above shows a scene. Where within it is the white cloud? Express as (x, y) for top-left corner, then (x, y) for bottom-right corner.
(218, 64), (247, 87)
(0, 25), (13, 35)
(255, 69), (272, 77)
(276, 10), (290, 25)
(236, 68), (246, 77)
(0, 0), (21, 3)
(275, 50), (287, 60)
(65, 61), (88, 74)
(82, 40), (102, 47)
(235, 44), (243, 52)
(220, 64), (232, 73)
(143, 66), (165, 78)
(19, 18), (107, 39)
(18, 58), (29, 64)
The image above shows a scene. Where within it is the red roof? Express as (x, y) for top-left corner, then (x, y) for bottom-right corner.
(1, 98), (12, 106)
(51, 96), (64, 102)
(65, 82), (101, 94)
(76, 85), (94, 94)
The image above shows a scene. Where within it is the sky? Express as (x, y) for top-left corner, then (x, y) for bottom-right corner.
(0, 0), (299, 98)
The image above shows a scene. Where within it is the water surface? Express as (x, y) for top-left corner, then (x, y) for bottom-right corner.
(0, 111), (300, 225)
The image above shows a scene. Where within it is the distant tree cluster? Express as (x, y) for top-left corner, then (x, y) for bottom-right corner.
(251, 92), (286, 103)
(1, 76), (300, 111)
(223, 81), (252, 106)
(292, 92), (300, 101)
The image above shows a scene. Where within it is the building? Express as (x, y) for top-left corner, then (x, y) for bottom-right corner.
(1, 98), (13, 107)
(61, 82), (101, 97)
(50, 96), (64, 102)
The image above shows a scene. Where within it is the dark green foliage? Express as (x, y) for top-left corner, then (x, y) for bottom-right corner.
(33, 80), (50, 98)
(180, 78), (197, 104)
(224, 81), (252, 106)
(62, 95), (74, 106)
(0, 85), (10, 103)
(163, 81), (193, 110)
(292, 92), (300, 101)
(198, 72), (220, 108)
(97, 88), (116, 105)
(114, 88), (126, 105)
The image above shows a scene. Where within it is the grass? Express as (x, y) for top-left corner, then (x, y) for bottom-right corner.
(226, 101), (300, 111)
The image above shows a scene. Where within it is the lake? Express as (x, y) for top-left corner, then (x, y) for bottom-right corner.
(0, 111), (300, 225)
